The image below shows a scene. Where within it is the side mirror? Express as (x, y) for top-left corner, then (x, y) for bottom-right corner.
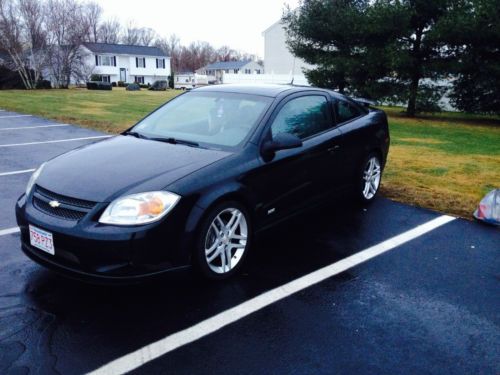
(261, 133), (302, 157)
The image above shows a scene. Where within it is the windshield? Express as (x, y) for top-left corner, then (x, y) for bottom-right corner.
(132, 91), (273, 147)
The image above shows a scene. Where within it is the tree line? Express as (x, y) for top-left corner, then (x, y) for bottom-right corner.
(0, 0), (260, 89)
(283, 0), (500, 115)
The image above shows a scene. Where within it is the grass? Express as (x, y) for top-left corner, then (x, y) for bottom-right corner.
(0, 88), (499, 219)
(379, 107), (500, 218)
(0, 87), (178, 133)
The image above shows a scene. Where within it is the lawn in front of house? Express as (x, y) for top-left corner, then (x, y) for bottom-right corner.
(0, 87), (179, 133)
(0, 88), (498, 218)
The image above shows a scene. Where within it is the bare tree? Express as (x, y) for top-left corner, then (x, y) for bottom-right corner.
(121, 21), (140, 45)
(155, 34), (181, 71)
(82, 1), (102, 43)
(44, 0), (89, 88)
(215, 45), (240, 62)
(0, 0), (40, 88)
(138, 27), (156, 46)
(98, 18), (120, 44)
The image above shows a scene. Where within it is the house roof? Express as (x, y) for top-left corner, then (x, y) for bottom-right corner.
(82, 43), (168, 57)
(262, 20), (283, 35)
(202, 60), (254, 70)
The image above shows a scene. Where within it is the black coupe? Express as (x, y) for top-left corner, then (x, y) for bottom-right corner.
(16, 84), (390, 281)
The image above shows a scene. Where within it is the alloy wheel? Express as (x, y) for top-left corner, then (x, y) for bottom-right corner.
(204, 208), (248, 274)
(362, 156), (381, 200)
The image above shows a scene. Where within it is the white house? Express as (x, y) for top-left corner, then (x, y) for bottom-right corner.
(196, 60), (263, 84)
(81, 43), (170, 85)
(262, 21), (314, 75)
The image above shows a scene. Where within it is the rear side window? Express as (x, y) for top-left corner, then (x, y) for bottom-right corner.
(334, 99), (362, 124)
(271, 95), (330, 139)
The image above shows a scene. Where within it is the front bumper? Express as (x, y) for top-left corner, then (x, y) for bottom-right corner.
(16, 193), (199, 283)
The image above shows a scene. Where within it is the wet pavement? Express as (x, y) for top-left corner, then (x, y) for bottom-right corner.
(0, 110), (498, 374)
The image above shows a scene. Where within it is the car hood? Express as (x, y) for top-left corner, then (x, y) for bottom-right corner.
(36, 135), (231, 202)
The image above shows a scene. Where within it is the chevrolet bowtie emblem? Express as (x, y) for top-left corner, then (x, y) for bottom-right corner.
(49, 200), (61, 208)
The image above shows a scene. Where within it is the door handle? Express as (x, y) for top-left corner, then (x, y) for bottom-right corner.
(327, 145), (340, 153)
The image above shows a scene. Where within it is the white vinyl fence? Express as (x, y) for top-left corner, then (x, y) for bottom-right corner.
(222, 73), (310, 86)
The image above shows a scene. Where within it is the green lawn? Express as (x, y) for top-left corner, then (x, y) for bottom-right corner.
(379, 107), (500, 218)
(0, 88), (499, 218)
(0, 87), (178, 132)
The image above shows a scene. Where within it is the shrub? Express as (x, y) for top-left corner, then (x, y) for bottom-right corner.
(90, 74), (101, 81)
(35, 80), (52, 89)
(149, 80), (168, 91)
(0, 66), (28, 89)
(86, 81), (112, 90)
(111, 81), (117, 87)
(138, 83), (149, 89)
(117, 81), (126, 87)
(126, 83), (141, 91)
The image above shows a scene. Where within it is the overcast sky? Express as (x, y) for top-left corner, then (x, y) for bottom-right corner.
(99, 0), (300, 57)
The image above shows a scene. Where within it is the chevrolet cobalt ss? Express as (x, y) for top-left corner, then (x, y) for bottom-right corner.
(16, 84), (389, 282)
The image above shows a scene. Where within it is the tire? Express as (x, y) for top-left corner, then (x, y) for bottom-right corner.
(356, 152), (382, 204)
(193, 201), (252, 280)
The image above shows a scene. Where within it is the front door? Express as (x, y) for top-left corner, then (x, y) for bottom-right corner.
(120, 68), (126, 82)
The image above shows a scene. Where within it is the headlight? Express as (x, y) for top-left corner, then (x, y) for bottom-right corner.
(99, 191), (180, 225)
(26, 162), (46, 196)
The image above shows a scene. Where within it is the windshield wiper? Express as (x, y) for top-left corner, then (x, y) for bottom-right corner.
(150, 137), (200, 147)
(123, 130), (150, 139)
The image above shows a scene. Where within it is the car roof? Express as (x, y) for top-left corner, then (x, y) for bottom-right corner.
(193, 84), (331, 98)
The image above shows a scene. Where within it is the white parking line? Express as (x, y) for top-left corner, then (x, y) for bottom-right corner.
(0, 227), (20, 237)
(0, 115), (32, 119)
(0, 124), (70, 131)
(0, 168), (36, 177)
(0, 135), (111, 148)
(88, 214), (456, 375)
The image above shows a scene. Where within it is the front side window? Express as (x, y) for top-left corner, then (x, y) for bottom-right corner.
(156, 58), (165, 69)
(133, 92), (273, 148)
(98, 55), (114, 66)
(135, 76), (145, 84)
(101, 75), (110, 83)
(271, 95), (330, 140)
(137, 57), (146, 68)
(334, 99), (362, 123)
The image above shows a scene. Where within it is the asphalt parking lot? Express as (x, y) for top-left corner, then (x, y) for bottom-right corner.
(0, 109), (499, 375)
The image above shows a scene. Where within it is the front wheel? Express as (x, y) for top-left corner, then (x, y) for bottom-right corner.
(357, 153), (382, 204)
(194, 202), (251, 280)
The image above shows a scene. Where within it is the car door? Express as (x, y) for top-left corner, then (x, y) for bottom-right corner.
(331, 97), (372, 184)
(245, 93), (339, 226)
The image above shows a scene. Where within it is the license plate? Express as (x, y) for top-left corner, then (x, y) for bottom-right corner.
(29, 225), (55, 255)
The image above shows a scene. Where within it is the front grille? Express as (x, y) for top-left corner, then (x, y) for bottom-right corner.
(33, 185), (97, 221)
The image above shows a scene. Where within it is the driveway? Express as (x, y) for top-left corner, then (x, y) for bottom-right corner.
(0, 109), (498, 375)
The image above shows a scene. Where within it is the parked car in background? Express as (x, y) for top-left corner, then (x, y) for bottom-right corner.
(16, 84), (390, 283)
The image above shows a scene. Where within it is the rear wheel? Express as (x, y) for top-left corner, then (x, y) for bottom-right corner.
(194, 201), (251, 280)
(357, 153), (382, 204)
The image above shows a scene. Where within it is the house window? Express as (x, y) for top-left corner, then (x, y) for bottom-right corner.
(101, 75), (111, 83)
(96, 55), (115, 66)
(234, 69), (239, 74)
(136, 57), (146, 68)
(244, 69), (251, 74)
(156, 58), (165, 69)
(255, 69), (261, 74)
(135, 76), (145, 84)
